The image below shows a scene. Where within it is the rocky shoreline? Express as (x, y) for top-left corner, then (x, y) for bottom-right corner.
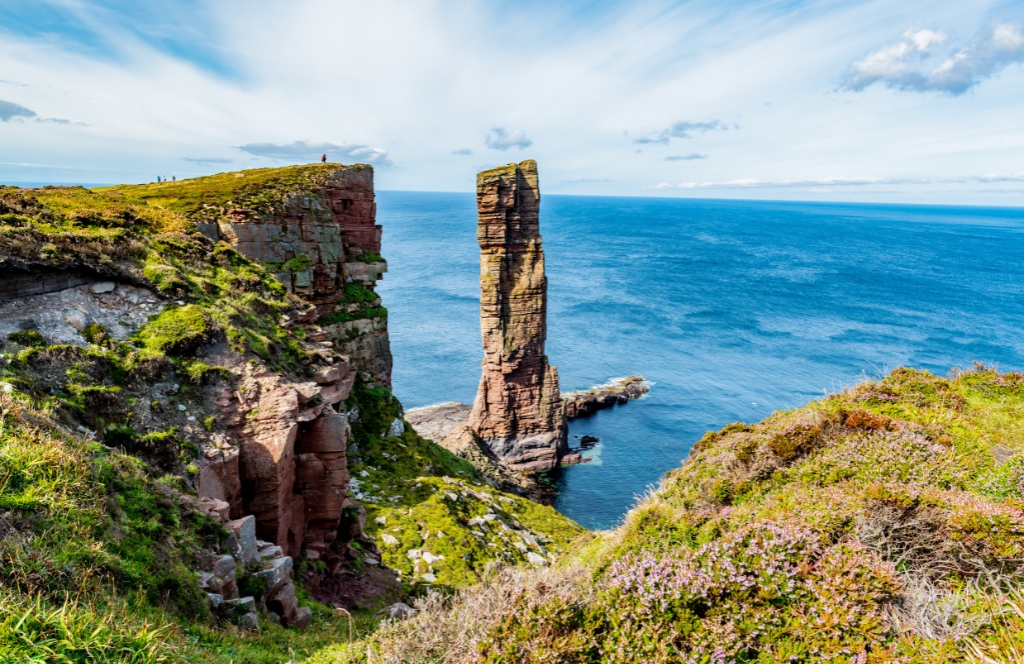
(562, 376), (649, 419)
(405, 375), (649, 474)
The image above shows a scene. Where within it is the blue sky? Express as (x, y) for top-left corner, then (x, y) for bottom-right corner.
(1, 0), (1023, 204)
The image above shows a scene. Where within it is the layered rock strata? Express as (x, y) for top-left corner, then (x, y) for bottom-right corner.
(214, 360), (361, 560)
(466, 161), (568, 472)
(198, 165), (392, 387)
(196, 166), (390, 562)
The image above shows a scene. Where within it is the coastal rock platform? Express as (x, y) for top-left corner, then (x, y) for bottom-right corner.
(562, 376), (649, 419)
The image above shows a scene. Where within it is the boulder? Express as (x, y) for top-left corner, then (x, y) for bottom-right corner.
(312, 365), (342, 384)
(89, 282), (115, 294)
(64, 310), (90, 332)
(221, 579), (239, 600)
(199, 497), (230, 523)
(223, 596), (255, 613)
(383, 602), (416, 620)
(254, 555), (293, 594)
(212, 554), (237, 582)
(237, 612), (260, 631)
(266, 580), (300, 626)
(292, 606), (312, 630)
(259, 545), (284, 561)
(225, 516), (260, 564)
(197, 447), (241, 517)
(220, 596), (256, 628)
(386, 418), (404, 437)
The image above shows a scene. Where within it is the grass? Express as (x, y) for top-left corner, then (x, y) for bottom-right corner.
(0, 167), (403, 662)
(134, 305), (212, 357)
(0, 384), (399, 663)
(344, 377), (585, 591)
(312, 366), (1024, 663)
(95, 164), (372, 224)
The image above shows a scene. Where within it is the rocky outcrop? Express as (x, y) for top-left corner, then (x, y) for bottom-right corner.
(466, 161), (567, 472)
(213, 359), (359, 559)
(405, 402), (473, 445)
(198, 165), (392, 387)
(197, 513), (312, 630)
(563, 376), (649, 419)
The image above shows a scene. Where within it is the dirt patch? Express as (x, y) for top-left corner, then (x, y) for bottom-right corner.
(305, 564), (403, 612)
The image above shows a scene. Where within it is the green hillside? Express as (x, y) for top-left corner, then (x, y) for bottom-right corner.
(311, 366), (1024, 664)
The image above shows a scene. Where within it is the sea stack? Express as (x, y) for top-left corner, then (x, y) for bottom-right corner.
(466, 160), (568, 471)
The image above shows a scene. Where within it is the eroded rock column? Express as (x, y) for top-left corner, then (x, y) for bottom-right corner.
(467, 160), (567, 471)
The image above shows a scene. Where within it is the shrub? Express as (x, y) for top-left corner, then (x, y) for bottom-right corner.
(82, 323), (113, 347)
(476, 522), (899, 663)
(282, 255), (314, 273)
(142, 265), (188, 296)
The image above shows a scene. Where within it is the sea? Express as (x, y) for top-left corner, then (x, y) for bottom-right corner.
(375, 192), (1024, 530)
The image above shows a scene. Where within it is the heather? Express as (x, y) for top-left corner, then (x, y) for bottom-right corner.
(313, 365), (1024, 663)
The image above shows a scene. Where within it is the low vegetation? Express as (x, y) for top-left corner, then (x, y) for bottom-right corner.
(344, 377), (586, 590)
(313, 365), (1024, 663)
(7, 172), (1022, 662)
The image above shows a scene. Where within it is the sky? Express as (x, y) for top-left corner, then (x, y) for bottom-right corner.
(1, 0), (1023, 205)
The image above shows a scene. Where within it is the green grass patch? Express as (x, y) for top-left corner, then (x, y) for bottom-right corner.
(134, 305), (212, 357)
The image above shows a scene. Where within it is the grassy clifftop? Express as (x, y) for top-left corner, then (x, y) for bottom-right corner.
(315, 366), (1024, 663)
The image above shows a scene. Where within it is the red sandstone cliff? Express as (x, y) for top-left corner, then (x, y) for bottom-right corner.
(466, 160), (568, 471)
(200, 165), (392, 387)
(197, 165), (389, 564)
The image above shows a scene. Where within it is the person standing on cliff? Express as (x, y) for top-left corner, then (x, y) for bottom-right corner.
(321, 154), (326, 165)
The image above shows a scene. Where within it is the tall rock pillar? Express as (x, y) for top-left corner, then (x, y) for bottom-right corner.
(467, 160), (567, 471)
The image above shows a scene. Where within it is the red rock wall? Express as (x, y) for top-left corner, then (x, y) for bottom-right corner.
(214, 361), (359, 559)
(467, 161), (567, 471)
(197, 165), (395, 561)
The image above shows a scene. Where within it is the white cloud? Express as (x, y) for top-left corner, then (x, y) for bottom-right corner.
(484, 127), (532, 151)
(556, 176), (613, 184)
(451, 148), (473, 155)
(666, 153), (707, 161)
(656, 176), (926, 189)
(236, 140), (392, 166)
(654, 173), (1024, 190)
(635, 120), (728, 144)
(843, 23), (1024, 94)
(974, 172), (1024, 183)
(184, 157), (233, 164)
(1, 1), (1023, 204)
(0, 99), (36, 121)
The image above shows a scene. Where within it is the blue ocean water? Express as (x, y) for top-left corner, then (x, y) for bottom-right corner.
(375, 191), (1024, 530)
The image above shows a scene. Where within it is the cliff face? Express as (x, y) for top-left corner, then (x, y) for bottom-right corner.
(467, 161), (567, 471)
(196, 166), (392, 388)
(0, 165), (392, 589)
(180, 167), (391, 560)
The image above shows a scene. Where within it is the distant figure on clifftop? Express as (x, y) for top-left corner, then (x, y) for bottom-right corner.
(321, 154), (326, 164)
